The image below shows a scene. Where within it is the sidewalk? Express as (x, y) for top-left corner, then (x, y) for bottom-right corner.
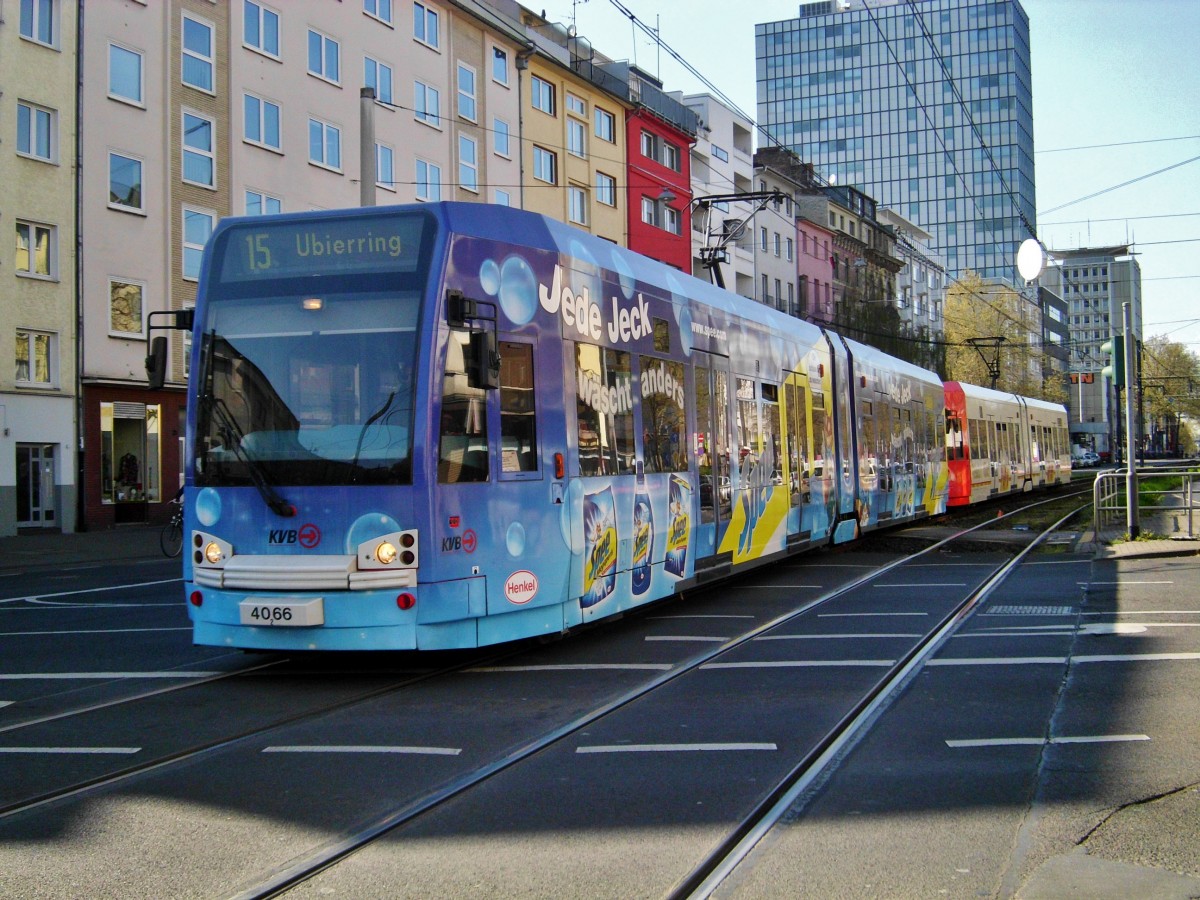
(0, 524), (166, 571)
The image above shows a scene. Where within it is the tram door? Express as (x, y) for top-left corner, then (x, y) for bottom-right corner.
(782, 371), (810, 539)
(693, 352), (733, 559)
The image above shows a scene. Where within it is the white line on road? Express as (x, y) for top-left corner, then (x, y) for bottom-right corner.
(263, 745), (462, 756)
(576, 743), (777, 754)
(947, 734), (1150, 748)
(703, 660), (895, 669)
(0, 627), (192, 637)
(0, 578), (181, 604)
(1080, 581), (1174, 586)
(467, 664), (674, 672)
(874, 583), (967, 588)
(0, 746), (141, 754)
(0, 671), (221, 680)
(928, 653), (1200, 666)
(648, 614), (755, 619)
(757, 633), (922, 640)
(818, 612), (928, 617)
(0, 702), (12, 709)
(645, 636), (729, 642)
(741, 585), (822, 589)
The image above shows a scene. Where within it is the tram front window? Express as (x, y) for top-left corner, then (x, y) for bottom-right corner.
(194, 289), (419, 487)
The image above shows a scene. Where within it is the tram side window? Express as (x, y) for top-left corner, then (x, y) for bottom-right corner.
(439, 331), (489, 484)
(735, 377), (760, 476)
(575, 342), (634, 476)
(500, 341), (537, 473)
(811, 391), (827, 475)
(785, 379), (808, 500)
(640, 355), (686, 473)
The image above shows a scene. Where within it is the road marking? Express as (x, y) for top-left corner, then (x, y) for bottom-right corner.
(874, 583), (967, 588)
(1081, 610), (1200, 616)
(1080, 581), (1174, 586)
(929, 653), (1200, 666)
(0, 702), (12, 709)
(757, 633), (922, 640)
(947, 734), (1150, 748)
(645, 636), (729, 642)
(0, 671), (220, 680)
(0, 627), (192, 637)
(818, 612), (928, 617)
(468, 664), (674, 672)
(648, 614), (754, 619)
(576, 743), (777, 754)
(0, 578), (181, 604)
(264, 745), (461, 756)
(0, 746), (141, 754)
(742, 585), (822, 589)
(703, 660), (895, 669)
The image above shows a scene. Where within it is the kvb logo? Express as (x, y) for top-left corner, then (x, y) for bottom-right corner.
(268, 523), (322, 548)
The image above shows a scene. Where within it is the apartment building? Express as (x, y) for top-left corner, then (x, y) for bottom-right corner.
(1, 1), (79, 535)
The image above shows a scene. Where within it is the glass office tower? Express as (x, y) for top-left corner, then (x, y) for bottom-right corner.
(757, 0), (1034, 287)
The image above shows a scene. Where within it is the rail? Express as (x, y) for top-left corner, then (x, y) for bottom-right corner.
(1093, 465), (1200, 538)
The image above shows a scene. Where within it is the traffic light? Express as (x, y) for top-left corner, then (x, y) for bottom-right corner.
(1100, 335), (1125, 388)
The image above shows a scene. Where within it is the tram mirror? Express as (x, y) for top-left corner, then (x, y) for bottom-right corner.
(146, 336), (168, 390)
(468, 329), (500, 390)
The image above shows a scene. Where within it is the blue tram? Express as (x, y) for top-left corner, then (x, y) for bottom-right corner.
(158, 203), (1051, 651)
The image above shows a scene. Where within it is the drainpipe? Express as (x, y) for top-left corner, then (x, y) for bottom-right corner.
(516, 50), (533, 209)
(74, 0), (86, 532)
(360, 88), (376, 207)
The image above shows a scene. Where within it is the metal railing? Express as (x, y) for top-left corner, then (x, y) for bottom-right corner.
(1093, 466), (1200, 538)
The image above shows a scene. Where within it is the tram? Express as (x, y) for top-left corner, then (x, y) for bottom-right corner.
(147, 202), (1066, 651)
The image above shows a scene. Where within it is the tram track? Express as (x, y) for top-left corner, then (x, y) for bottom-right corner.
(222, 494), (1092, 900)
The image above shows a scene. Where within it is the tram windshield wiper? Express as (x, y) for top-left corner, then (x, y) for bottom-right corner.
(350, 391), (395, 483)
(203, 395), (296, 518)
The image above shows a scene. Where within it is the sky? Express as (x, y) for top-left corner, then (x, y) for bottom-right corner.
(546, 0), (1200, 353)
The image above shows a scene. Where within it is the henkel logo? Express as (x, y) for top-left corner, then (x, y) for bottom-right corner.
(505, 570), (538, 605)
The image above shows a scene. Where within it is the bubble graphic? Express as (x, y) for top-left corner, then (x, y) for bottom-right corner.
(560, 479), (586, 555)
(344, 513), (402, 554)
(195, 488), (221, 527)
(498, 254), (538, 325)
(506, 521), (526, 557)
(612, 251), (636, 300)
(479, 258), (501, 296)
(676, 304), (694, 356)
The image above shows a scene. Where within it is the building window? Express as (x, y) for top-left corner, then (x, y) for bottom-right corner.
(416, 159), (442, 201)
(182, 208), (214, 281)
(109, 44), (144, 105)
(493, 117), (511, 156)
(532, 146), (556, 184)
(109, 280), (145, 337)
(308, 117), (342, 169)
(566, 93), (586, 116)
(760, 226), (768, 251)
(15, 329), (54, 386)
(712, 145), (729, 162)
(640, 130), (658, 160)
(662, 141), (680, 171)
(15, 221), (55, 278)
(245, 190), (281, 215)
(786, 237), (794, 261)
(182, 112), (216, 187)
(494, 189), (511, 207)
(596, 172), (616, 207)
(244, 1), (280, 57)
(365, 57), (393, 104)
(774, 233), (781, 257)
(458, 135), (478, 192)
(16, 101), (55, 162)
(457, 63), (477, 121)
(20, 0), (57, 47)
(413, 2), (439, 49)
(567, 118), (585, 157)
(364, 0), (392, 24)
(307, 29), (341, 83)
(182, 14), (214, 92)
(594, 107), (615, 142)
(531, 76), (555, 115)
(244, 94), (281, 150)
(108, 152), (143, 211)
(664, 206), (680, 235)
(376, 143), (395, 190)
(414, 81), (440, 126)
(492, 46), (509, 85)
(641, 197), (655, 226)
(568, 185), (587, 225)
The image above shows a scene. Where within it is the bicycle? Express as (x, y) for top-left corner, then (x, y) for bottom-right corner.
(160, 497), (184, 558)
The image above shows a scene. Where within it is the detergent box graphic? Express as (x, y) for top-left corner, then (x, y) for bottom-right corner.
(664, 474), (691, 578)
(582, 486), (618, 608)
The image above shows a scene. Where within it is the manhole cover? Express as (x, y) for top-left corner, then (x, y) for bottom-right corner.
(985, 605), (1074, 616)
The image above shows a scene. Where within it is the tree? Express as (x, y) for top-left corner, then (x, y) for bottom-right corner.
(1141, 335), (1200, 455)
(944, 270), (1050, 397)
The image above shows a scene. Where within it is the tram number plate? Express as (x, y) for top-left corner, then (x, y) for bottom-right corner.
(239, 598), (324, 627)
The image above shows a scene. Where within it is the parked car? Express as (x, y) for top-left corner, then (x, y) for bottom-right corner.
(1072, 449), (1100, 468)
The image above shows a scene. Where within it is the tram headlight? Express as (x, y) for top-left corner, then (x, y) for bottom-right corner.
(375, 541), (398, 565)
(358, 529), (418, 569)
(204, 541), (224, 565)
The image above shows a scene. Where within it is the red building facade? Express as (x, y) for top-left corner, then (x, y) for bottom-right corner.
(625, 106), (694, 271)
